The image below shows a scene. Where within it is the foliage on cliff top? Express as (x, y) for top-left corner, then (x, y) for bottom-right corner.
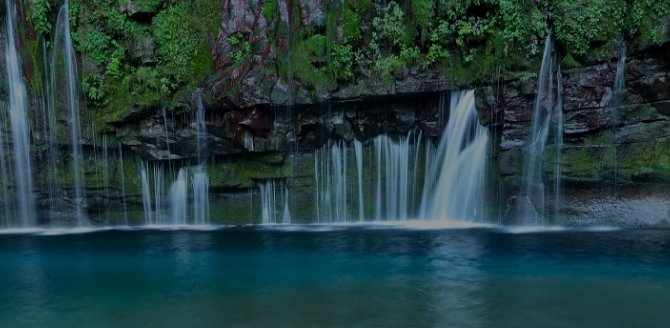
(22, 0), (670, 114)
(24, 0), (220, 123)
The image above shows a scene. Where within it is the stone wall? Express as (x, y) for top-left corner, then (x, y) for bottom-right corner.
(2, 0), (670, 226)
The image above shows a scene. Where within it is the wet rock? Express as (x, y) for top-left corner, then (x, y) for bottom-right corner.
(558, 186), (670, 227)
(579, 62), (614, 88)
(500, 122), (528, 150)
(498, 148), (522, 176)
(119, 0), (158, 21)
(238, 108), (273, 136)
(563, 108), (609, 135)
(629, 75), (670, 102)
(504, 195), (543, 225)
(392, 102), (416, 133)
(127, 34), (155, 64)
(502, 94), (532, 123)
(300, 0), (325, 27)
(81, 54), (103, 76)
(619, 103), (670, 126)
(652, 100), (670, 116)
(615, 121), (670, 144)
(476, 86), (504, 127)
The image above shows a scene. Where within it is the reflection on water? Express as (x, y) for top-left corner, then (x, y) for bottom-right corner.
(1, 228), (670, 327)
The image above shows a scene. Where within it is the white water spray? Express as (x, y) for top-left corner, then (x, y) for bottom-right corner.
(5, 0), (35, 227)
(420, 90), (489, 222)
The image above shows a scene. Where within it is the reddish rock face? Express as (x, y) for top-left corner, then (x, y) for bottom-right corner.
(212, 0), (278, 108)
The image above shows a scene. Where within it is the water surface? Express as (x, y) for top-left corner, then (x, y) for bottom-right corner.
(1, 226), (669, 327)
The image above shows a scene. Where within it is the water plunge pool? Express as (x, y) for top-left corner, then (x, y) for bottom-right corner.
(1, 226), (669, 327)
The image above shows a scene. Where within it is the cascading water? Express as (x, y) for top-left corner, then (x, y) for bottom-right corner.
(0, 103), (14, 224)
(282, 185), (291, 224)
(419, 90), (489, 222)
(52, 3), (86, 225)
(192, 166), (210, 225)
(138, 163), (209, 225)
(195, 95), (208, 161)
(4, 0), (35, 227)
(314, 140), (350, 222)
(139, 161), (166, 225)
(260, 180), (275, 224)
(258, 179), (291, 224)
(380, 135), (412, 221)
(354, 140), (364, 222)
(313, 131), (424, 222)
(102, 135), (111, 223)
(521, 30), (563, 223)
(139, 161), (153, 224)
(41, 38), (59, 225)
(612, 43), (627, 127)
(118, 144), (128, 224)
(554, 66), (564, 220)
(170, 168), (188, 225)
(612, 43), (626, 191)
(153, 163), (164, 223)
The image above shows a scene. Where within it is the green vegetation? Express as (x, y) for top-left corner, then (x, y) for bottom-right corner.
(28, 0), (54, 37)
(19, 0), (670, 122)
(152, 1), (200, 84)
(23, 0), (220, 129)
(263, 0), (278, 22)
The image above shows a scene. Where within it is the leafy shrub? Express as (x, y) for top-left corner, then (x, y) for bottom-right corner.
(152, 1), (199, 84)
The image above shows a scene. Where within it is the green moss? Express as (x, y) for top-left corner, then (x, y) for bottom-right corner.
(27, 0), (55, 37)
(343, 8), (360, 40)
(24, 40), (43, 97)
(209, 194), (256, 224)
(153, 1), (199, 84)
(354, 0), (372, 11)
(133, 0), (163, 12)
(304, 34), (327, 57)
(411, 0), (433, 44)
(263, 0), (278, 22)
(561, 53), (580, 69)
(559, 144), (615, 182)
(654, 140), (670, 180)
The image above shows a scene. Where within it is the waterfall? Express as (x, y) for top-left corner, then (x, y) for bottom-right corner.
(258, 179), (291, 224)
(4, 0), (35, 227)
(332, 141), (347, 220)
(248, 189), (253, 224)
(195, 96), (207, 162)
(419, 90), (489, 222)
(314, 141), (349, 222)
(282, 184), (291, 224)
(102, 135), (110, 223)
(375, 137), (382, 220)
(382, 135), (412, 221)
(170, 168), (188, 225)
(153, 163), (164, 223)
(313, 131), (424, 222)
(418, 137), (437, 219)
(260, 180), (278, 224)
(41, 38), (59, 226)
(554, 66), (564, 220)
(192, 165), (210, 225)
(53, 4), (86, 225)
(612, 43), (627, 127)
(521, 30), (560, 222)
(354, 140), (364, 222)
(118, 144), (128, 224)
(0, 103), (13, 224)
(139, 161), (153, 224)
(410, 131), (423, 216)
(612, 43), (626, 192)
